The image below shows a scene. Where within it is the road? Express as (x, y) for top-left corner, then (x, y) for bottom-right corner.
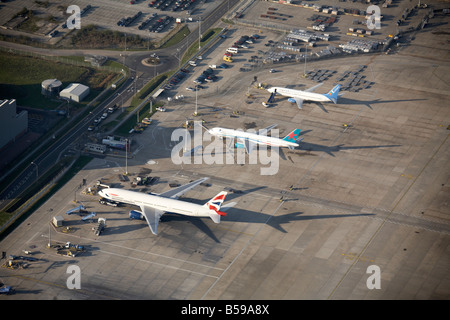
(127, 0), (240, 74)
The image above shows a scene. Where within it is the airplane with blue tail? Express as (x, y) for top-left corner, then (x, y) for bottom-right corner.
(204, 124), (302, 155)
(266, 83), (342, 110)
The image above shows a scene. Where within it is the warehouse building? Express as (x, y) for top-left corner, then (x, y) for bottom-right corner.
(60, 83), (90, 103)
(0, 99), (28, 150)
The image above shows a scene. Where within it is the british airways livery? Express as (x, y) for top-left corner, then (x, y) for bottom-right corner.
(98, 178), (233, 235)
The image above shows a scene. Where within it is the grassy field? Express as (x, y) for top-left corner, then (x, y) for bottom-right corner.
(0, 52), (118, 110)
(70, 25), (148, 50)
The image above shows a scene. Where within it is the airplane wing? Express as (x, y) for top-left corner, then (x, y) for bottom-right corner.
(243, 139), (257, 154)
(304, 82), (324, 92)
(220, 202), (236, 212)
(294, 98), (304, 109)
(140, 205), (164, 235)
(183, 145), (203, 157)
(258, 124), (277, 135)
(159, 177), (209, 199)
(236, 137), (257, 154)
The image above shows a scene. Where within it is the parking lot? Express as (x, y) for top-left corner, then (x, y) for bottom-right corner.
(160, 27), (286, 101)
(0, 0), (220, 42)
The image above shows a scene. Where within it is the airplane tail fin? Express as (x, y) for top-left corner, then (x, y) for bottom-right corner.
(204, 191), (228, 223)
(323, 84), (341, 104)
(282, 129), (301, 143)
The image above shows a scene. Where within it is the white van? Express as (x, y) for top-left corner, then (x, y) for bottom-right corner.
(226, 47), (238, 54)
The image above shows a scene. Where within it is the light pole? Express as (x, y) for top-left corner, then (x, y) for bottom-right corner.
(125, 138), (128, 175)
(198, 18), (201, 50)
(47, 208), (53, 248)
(194, 85), (198, 116)
(303, 43), (307, 77)
(184, 120), (189, 153)
(118, 92), (124, 113)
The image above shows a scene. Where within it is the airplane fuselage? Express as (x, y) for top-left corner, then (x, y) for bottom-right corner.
(99, 188), (211, 218)
(209, 127), (299, 148)
(268, 87), (331, 103)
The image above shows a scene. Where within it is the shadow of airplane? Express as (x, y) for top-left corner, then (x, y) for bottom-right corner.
(295, 142), (402, 157)
(179, 185), (266, 204)
(312, 101), (329, 113)
(159, 209), (375, 242)
(265, 211), (375, 233)
(279, 129), (401, 157)
(338, 97), (427, 110)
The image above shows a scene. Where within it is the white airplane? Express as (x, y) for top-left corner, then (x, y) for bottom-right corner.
(98, 177), (231, 235)
(266, 83), (341, 110)
(204, 124), (301, 154)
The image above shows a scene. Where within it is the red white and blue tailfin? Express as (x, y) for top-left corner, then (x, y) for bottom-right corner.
(204, 191), (228, 223)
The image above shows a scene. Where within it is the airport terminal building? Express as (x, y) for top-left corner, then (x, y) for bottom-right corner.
(0, 99), (28, 150)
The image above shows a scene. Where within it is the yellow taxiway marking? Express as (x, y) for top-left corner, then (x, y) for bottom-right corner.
(341, 252), (375, 263)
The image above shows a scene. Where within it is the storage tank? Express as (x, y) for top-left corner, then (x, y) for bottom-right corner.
(41, 79), (62, 96)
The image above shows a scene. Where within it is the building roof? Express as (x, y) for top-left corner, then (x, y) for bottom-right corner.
(42, 79), (62, 89)
(61, 83), (89, 96)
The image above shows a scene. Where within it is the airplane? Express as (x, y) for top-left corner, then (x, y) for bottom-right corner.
(98, 177), (231, 235)
(204, 124), (301, 154)
(265, 83), (342, 110)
